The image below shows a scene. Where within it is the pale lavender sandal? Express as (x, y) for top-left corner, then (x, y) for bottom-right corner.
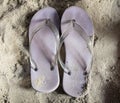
(58, 6), (94, 97)
(29, 7), (60, 93)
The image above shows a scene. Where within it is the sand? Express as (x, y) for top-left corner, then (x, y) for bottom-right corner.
(0, 0), (120, 103)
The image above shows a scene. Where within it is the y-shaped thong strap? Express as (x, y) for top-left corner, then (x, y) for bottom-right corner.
(29, 19), (59, 71)
(58, 19), (94, 75)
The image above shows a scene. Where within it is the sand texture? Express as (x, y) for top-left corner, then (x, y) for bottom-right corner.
(0, 0), (120, 103)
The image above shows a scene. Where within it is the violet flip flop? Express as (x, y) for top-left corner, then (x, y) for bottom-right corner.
(58, 6), (94, 97)
(29, 7), (60, 93)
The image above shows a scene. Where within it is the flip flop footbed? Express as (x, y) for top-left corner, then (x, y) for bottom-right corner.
(29, 7), (60, 93)
(61, 6), (94, 97)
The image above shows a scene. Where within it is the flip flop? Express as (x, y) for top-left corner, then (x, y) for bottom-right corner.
(29, 7), (60, 93)
(58, 6), (94, 97)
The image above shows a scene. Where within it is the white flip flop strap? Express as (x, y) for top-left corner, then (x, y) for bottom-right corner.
(30, 19), (59, 71)
(58, 31), (71, 74)
(58, 20), (94, 75)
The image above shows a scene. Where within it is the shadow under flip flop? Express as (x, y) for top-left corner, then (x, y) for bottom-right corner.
(13, 11), (38, 89)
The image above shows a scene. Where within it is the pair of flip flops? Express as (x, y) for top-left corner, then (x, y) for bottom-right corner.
(29, 6), (94, 97)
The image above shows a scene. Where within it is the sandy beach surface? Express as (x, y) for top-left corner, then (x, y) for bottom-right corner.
(0, 0), (120, 103)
